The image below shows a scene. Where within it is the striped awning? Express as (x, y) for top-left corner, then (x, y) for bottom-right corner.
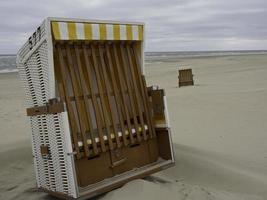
(51, 21), (143, 41)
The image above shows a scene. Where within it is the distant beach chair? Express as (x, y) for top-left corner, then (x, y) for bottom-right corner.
(178, 68), (194, 87)
(16, 17), (175, 199)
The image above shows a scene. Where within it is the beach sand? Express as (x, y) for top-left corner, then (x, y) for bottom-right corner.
(0, 54), (267, 199)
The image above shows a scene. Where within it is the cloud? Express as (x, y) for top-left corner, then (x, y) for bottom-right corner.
(0, 0), (266, 53)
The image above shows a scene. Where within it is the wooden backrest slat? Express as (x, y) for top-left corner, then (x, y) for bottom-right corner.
(132, 45), (156, 138)
(125, 44), (147, 141)
(65, 45), (90, 157)
(82, 45), (107, 153)
(74, 45), (99, 155)
(119, 44), (142, 143)
(91, 44), (114, 150)
(130, 44), (154, 139)
(105, 44), (129, 146)
(56, 46), (81, 159)
(112, 44), (135, 144)
(98, 45), (122, 148)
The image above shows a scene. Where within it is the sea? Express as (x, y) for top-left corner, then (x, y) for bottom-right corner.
(1, 50), (267, 74)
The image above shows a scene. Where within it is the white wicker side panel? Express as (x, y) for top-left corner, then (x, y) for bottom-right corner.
(17, 19), (78, 198)
(29, 113), (77, 197)
(18, 41), (50, 107)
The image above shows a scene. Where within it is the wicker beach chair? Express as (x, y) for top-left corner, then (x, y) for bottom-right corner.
(17, 17), (175, 199)
(178, 68), (194, 87)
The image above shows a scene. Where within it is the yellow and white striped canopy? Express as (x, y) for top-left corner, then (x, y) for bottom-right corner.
(51, 21), (143, 41)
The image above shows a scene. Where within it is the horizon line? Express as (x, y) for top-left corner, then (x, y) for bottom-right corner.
(1, 49), (267, 56)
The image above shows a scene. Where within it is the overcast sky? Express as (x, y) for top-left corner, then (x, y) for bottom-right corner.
(1, 0), (267, 53)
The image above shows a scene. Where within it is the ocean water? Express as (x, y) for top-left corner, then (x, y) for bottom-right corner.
(0, 55), (17, 73)
(145, 50), (267, 64)
(1, 50), (267, 74)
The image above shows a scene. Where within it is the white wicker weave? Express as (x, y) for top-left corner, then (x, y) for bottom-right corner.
(17, 19), (78, 198)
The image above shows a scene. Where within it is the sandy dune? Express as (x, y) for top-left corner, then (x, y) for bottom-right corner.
(0, 54), (266, 199)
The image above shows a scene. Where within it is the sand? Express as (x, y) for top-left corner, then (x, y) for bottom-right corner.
(0, 54), (267, 200)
